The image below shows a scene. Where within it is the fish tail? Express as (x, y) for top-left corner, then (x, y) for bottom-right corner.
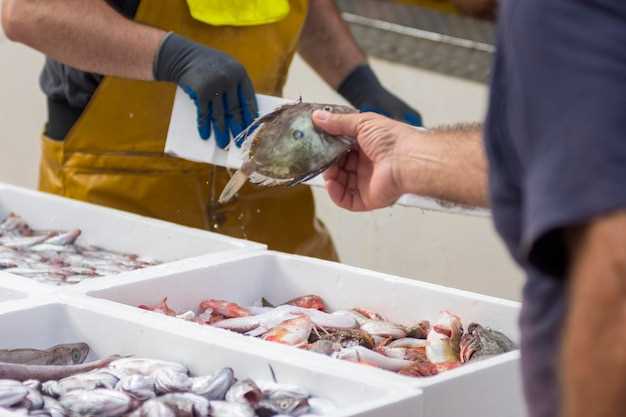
(218, 170), (249, 204)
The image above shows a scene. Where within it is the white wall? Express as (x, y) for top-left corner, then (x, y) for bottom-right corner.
(0, 28), (524, 301)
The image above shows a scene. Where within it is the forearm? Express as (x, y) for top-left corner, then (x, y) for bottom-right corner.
(396, 124), (488, 207)
(1, 0), (164, 80)
(298, 0), (366, 89)
(563, 213), (626, 417)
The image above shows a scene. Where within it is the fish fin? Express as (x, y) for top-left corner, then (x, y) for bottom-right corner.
(261, 297), (275, 308)
(268, 364), (278, 383)
(218, 170), (249, 204)
(234, 103), (295, 148)
(287, 158), (338, 187)
(248, 172), (292, 187)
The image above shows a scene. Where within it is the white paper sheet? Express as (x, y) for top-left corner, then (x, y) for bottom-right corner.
(165, 87), (488, 216)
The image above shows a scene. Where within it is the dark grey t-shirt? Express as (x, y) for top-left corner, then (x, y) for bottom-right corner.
(485, 1), (626, 416)
(39, 0), (140, 109)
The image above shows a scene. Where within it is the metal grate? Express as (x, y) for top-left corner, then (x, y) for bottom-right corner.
(337, 0), (495, 83)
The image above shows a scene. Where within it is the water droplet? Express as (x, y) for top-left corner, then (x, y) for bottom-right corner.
(129, 113), (134, 119)
(256, 208), (261, 214)
(237, 213), (245, 221)
(212, 223), (219, 230)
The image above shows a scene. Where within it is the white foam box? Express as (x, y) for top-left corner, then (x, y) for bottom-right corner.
(0, 296), (422, 417)
(0, 183), (264, 289)
(0, 283), (27, 304)
(79, 251), (526, 417)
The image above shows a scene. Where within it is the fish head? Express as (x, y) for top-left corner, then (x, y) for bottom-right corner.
(432, 311), (463, 344)
(426, 312), (464, 364)
(459, 323), (516, 363)
(250, 103), (357, 182)
(256, 393), (310, 417)
(71, 343), (90, 364)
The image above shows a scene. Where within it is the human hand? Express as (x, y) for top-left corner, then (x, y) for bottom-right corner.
(337, 65), (423, 127)
(313, 110), (419, 211)
(154, 33), (258, 148)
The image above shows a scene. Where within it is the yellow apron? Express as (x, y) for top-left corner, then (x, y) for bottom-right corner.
(38, 0), (338, 261)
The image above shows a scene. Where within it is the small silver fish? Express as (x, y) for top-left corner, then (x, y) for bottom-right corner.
(218, 102), (356, 203)
(153, 368), (192, 394)
(190, 368), (234, 400)
(255, 391), (310, 417)
(128, 399), (175, 417)
(0, 343), (89, 366)
(224, 379), (263, 406)
(108, 358), (188, 377)
(116, 374), (156, 401)
(42, 396), (67, 417)
(0, 379), (29, 408)
(156, 393), (210, 417)
(22, 386), (45, 410)
(59, 388), (131, 417)
(332, 346), (413, 371)
(209, 400), (255, 417)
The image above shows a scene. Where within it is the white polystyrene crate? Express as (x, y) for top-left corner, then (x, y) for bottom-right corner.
(0, 183), (264, 289)
(0, 297), (422, 417)
(0, 284), (27, 303)
(83, 251), (526, 417)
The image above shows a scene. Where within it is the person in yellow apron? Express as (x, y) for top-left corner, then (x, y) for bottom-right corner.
(2, 0), (422, 261)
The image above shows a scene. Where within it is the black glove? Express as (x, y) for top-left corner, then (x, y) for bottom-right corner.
(154, 32), (258, 148)
(338, 64), (423, 127)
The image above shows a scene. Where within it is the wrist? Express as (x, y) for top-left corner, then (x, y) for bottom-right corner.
(392, 128), (446, 198)
(152, 32), (175, 81)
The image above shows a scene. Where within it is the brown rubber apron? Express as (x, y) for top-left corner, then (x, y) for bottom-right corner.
(38, 0), (338, 261)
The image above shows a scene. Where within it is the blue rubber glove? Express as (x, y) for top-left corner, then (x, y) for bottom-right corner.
(338, 64), (423, 127)
(154, 33), (258, 148)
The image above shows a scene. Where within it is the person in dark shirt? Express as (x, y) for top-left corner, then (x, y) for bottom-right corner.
(311, 1), (626, 416)
(1, 0), (421, 260)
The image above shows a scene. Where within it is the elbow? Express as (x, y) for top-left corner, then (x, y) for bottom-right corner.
(2, 0), (34, 42)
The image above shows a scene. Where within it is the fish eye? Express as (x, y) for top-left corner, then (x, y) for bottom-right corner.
(292, 129), (305, 140)
(323, 105), (333, 112)
(72, 349), (82, 363)
(279, 400), (290, 409)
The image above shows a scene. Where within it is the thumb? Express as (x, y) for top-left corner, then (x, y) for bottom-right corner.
(312, 110), (365, 137)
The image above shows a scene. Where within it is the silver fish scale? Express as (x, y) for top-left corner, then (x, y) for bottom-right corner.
(0, 380), (29, 408)
(153, 368), (192, 395)
(59, 389), (131, 417)
(0, 214), (160, 285)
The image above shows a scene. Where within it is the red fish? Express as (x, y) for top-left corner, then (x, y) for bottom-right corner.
(286, 295), (327, 312)
(197, 299), (250, 318)
(138, 297), (176, 316)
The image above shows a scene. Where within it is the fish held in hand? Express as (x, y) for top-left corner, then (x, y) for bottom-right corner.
(460, 323), (516, 363)
(218, 102), (356, 204)
(0, 343), (89, 366)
